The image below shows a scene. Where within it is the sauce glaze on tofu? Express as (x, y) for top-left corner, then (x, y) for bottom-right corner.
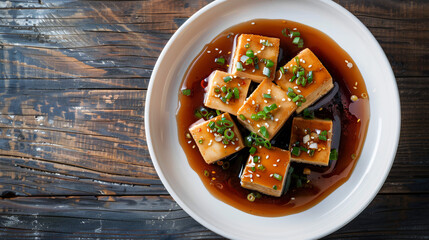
(177, 19), (370, 217)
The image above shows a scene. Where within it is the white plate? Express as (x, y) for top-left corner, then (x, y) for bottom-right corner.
(145, 0), (400, 239)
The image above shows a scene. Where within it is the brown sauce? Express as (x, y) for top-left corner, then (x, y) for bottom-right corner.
(176, 19), (370, 217)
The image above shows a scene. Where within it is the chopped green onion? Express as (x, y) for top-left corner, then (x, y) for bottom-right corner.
(246, 49), (255, 58)
(296, 178), (303, 188)
(295, 57), (300, 67)
(194, 110), (203, 119)
(320, 130), (327, 136)
(224, 129), (234, 140)
(263, 140), (271, 149)
(222, 120), (234, 127)
(257, 164), (266, 171)
(291, 146), (301, 156)
(245, 136), (253, 147)
(300, 146), (308, 152)
(214, 87), (220, 93)
(261, 40), (272, 46)
(233, 87), (240, 99)
(290, 75), (296, 82)
(216, 110), (221, 116)
(297, 101), (302, 107)
(265, 59), (274, 68)
(251, 114), (259, 121)
(273, 185), (278, 190)
(182, 89), (191, 96)
(245, 43), (250, 48)
(303, 108), (314, 119)
(249, 146), (257, 155)
(263, 106), (271, 114)
(222, 139), (229, 145)
(236, 62), (244, 71)
(208, 121), (215, 129)
(281, 28), (288, 37)
(253, 156), (260, 163)
(292, 37), (301, 45)
(287, 91), (297, 98)
(259, 126), (269, 139)
(292, 65), (298, 74)
(223, 76), (232, 83)
(245, 58), (253, 65)
(262, 67), (271, 77)
(251, 166), (256, 172)
(221, 86), (227, 93)
(273, 173), (283, 181)
(203, 170), (209, 177)
(309, 149), (315, 157)
(254, 57), (259, 70)
(247, 193), (256, 202)
(330, 149), (338, 161)
(291, 31), (300, 37)
(215, 57), (225, 65)
(319, 135), (327, 141)
(280, 66), (285, 74)
(225, 91), (233, 100)
(292, 96), (300, 102)
(307, 71), (314, 83)
(297, 38), (304, 48)
(263, 93), (271, 99)
(239, 114), (246, 121)
(198, 139), (203, 144)
(268, 103), (277, 111)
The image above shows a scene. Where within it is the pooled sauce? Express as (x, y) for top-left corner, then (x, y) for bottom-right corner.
(176, 19), (370, 217)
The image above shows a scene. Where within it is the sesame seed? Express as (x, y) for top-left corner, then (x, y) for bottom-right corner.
(231, 141), (235, 145)
(256, 124), (261, 127)
(319, 107), (323, 111)
(192, 145), (196, 149)
(187, 141), (192, 144)
(353, 86), (357, 89)
(265, 123), (269, 127)
(275, 118), (279, 122)
(247, 38), (251, 41)
(291, 197), (295, 200)
(261, 46), (265, 50)
(252, 69), (255, 73)
(252, 100), (255, 105)
(266, 155), (269, 159)
(282, 98), (286, 101)
(256, 174), (260, 177)
(355, 82), (358, 86)
(219, 50), (222, 54)
(215, 48), (218, 51)
(264, 100), (268, 103)
(273, 164), (277, 167)
(293, 28), (297, 30)
(268, 89), (271, 93)
(288, 98), (291, 101)
(347, 62), (353, 68)
(297, 89), (301, 93)
(270, 174), (273, 177)
(224, 145), (227, 148)
(294, 86), (298, 89)
(238, 83), (241, 86)
(228, 51), (231, 54)
(259, 146), (262, 149)
(250, 179), (253, 182)
(235, 146), (240, 151)
(257, 50), (261, 54)
(276, 159), (280, 162)
(207, 51), (211, 53)
(308, 64), (312, 68)
(251, 22), (255, 25)
(234, 75), (237, 78)
(247, 120), (251, 123)
(357, 119), (361, 122)
(208, 140), (213, 146)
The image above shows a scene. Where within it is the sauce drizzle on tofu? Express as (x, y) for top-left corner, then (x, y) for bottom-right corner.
(176, 19), (370, 217)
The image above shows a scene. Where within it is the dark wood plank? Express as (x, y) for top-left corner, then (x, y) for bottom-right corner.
(0, 194), (427, 239)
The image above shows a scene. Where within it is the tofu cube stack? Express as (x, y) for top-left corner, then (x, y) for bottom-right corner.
(237, 79), (296, 140)
(230, 34), (280, 82)
(189, 113), (244, 164)
(187, 33), (336, 197)
(289, 117), (333, 166)
(204, 70), (251, 115)
(240, 147), (291, 197)
(275, 48), (334, 113)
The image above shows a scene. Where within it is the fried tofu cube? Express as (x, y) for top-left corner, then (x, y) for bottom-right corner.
(289, 117), (333, 166)
(240, 146), (291, 197)
(237, 79), (297, 140)
(230, 34), (280, 82)
(204, 70), (251, 115)
(275, 48), (333, 113)
(189, 113), (245, 164)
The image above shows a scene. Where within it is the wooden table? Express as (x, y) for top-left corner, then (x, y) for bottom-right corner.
(0, 0), (427, 238)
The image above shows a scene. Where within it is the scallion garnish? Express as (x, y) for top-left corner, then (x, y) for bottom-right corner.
(239, 114), (246, 121)
(257, 164), (266, 171)
(203, 170), (209, 177)
(292, 37), (300, 45)
(225, 91), (233, 100)
(249, 146), (256, 155)
(309, 149), (315, 157)
(253, 156), (260, 163)
(263, 93), (271, 99)
(291, 146), (301, 156)
(247, 193), (256, 202)
(295, 57), (300, 66)
(245, 43), (250, 48)
(259, 126), (269, 139)
(224, 129), (235, 140)
(273, 173), (283, 181)
(236, 62), (244, 71)
(216, 110), (221, 116)
(251, 166), (256, 172)
(291, 31), (300, 37)
(208, 121), (215, 129)
(215, 57), (225, 65)
(265, 59), (274, 68)
(307, 71), (314, 83)
(246, 49), (255, 58)
(273, 185), (278, 190)
(280, 66), (285, 74)
(223, 76), (232, 83)
(181, 89), (191, 96)
(221, 86), (227, 93)
(198, 139), (203, 144)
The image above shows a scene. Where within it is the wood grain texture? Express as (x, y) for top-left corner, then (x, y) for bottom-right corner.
(0, 0), (428, 239)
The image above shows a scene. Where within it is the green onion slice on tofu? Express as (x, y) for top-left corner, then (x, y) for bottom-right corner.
(273, 173), (283, 181)
(215, 57), (225, 65)
(249, 146), (257, 155)
(259, 126), (269, 139)
(263, 93), (272, 99)
(224, 129), (235, 140)
(330, 149), (338, 161)
(233, 87), (240, 99)
(236, 62), (244, 71)
(223, 76), (232, 83)
(246, 49), (255, 58)
(291, 146), (301, 156)
(247, 193), (256, 202)
(265, 59), (274, 68)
